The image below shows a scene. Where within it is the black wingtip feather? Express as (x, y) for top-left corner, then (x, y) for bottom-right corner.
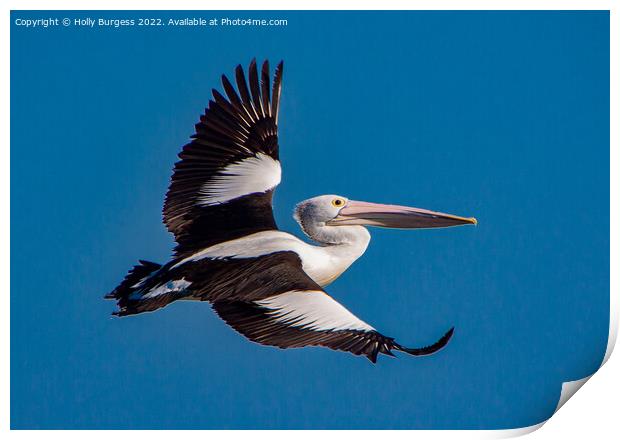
(271, 61), (284, 123)
(395, 327), (455, 357)
(235, 63), (256, 120)
(368, 352), (378, 364)
(248, 58), (264, 118)
(221, 75), (238, 102)
(261, 60), (271, 117)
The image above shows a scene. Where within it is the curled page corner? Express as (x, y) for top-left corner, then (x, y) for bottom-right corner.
(554, 375), (593, 412)
(480, 421), (546, 439)
(483, 376), (596, 439)
(546, 278), (618, 416)
(487, 298), (617, 438)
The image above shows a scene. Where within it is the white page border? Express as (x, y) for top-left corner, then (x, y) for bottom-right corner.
(2, 1), (616, 437)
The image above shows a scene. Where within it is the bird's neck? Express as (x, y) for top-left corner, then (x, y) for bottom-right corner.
(322, 229), (371, 270)
(320, 225), (371, 253)
(301, 225), (371, 286)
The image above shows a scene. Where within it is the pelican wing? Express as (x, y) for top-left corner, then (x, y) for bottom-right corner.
(206, 253), (454, 363)
(163, 59), (284, 257)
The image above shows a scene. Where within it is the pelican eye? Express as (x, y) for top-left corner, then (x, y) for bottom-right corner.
(331, 198), (345, 208)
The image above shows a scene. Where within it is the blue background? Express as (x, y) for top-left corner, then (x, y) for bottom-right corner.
(11, 11), (609, 429)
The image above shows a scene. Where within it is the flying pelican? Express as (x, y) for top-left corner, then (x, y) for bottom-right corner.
(106, 59), (476, 363)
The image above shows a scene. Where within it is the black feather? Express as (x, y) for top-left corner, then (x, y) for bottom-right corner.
(271, 61), (283, 123)
(261, 60), (271, 116)
(235, 63), (256, 120)
(248, 58), (264, 117)
(393, 327), (455, 357)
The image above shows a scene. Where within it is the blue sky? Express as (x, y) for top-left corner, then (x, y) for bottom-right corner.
(11, 10), (609, 429)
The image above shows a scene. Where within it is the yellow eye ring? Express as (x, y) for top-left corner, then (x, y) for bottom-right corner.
(331, 198), (345, 208)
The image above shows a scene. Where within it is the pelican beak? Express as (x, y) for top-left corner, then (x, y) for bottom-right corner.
(327, 200), (477, 229)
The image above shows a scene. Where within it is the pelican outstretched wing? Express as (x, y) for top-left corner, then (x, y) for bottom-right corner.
(163, 59), (283, 257)
(192, 252), (454, 363)
(213, 295), (453, 363)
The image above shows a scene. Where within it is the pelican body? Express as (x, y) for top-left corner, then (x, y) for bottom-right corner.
(106, 59), (476, 362)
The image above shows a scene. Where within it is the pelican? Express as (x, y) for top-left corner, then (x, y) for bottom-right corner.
(106, 59), (476, 363)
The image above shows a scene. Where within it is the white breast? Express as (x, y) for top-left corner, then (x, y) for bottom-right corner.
(172, 230), (367, 287)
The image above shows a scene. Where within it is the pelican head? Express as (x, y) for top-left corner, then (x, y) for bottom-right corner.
(294, 194), (476, 245)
